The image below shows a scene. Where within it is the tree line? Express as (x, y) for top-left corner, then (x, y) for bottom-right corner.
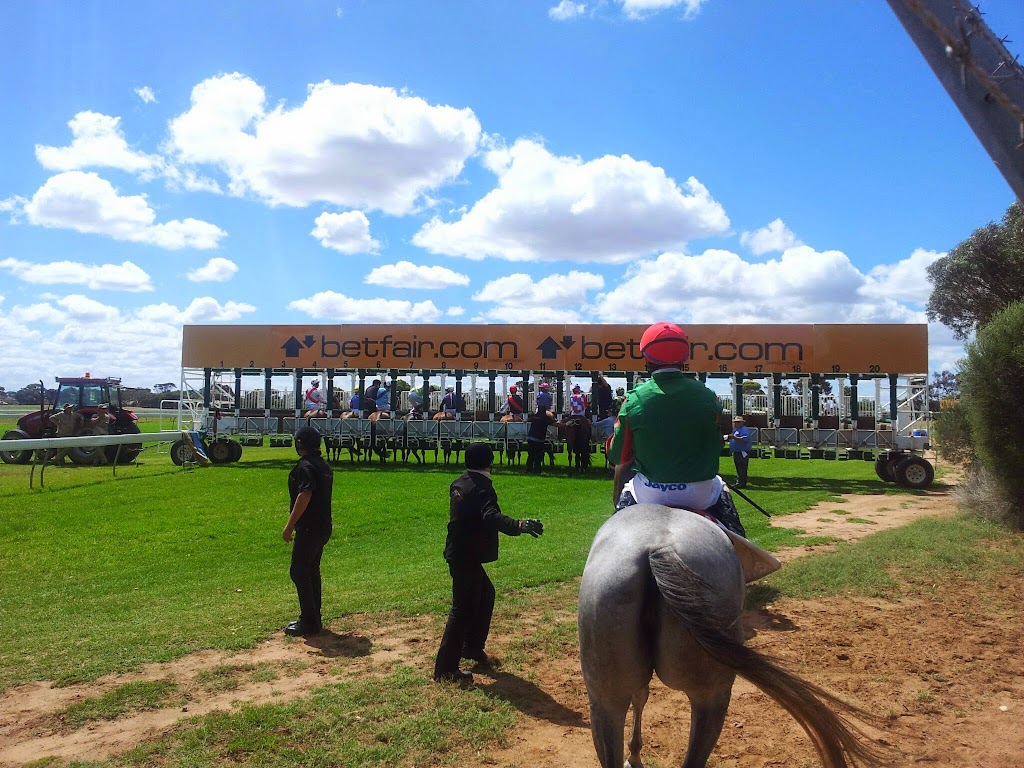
(928, 201), (1024, 529)
(0, 383), (181, 408)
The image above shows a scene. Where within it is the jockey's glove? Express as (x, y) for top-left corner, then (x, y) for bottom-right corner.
(520, 519), (544, 537)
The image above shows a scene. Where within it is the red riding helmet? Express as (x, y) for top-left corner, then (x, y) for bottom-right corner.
(640, 321), (690, 366)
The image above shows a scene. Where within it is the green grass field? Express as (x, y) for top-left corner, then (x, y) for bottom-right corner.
(4, 427), (1021, 768)
(0, 433), (943, 691)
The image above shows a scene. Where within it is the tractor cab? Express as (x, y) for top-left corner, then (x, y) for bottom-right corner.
(54, 376), (128, 416)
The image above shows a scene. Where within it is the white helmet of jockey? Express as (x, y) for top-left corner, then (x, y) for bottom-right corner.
(639, 321), (690, 367)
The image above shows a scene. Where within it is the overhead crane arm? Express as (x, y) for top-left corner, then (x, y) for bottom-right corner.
(886, 0), (1024, 200)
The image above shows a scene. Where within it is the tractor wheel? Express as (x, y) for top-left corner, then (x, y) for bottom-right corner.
(895, 456), (935, 489)
(208, 438), (234, 464)
(69, 426), (107, 465)
(170, 439), (195, 466)
(227, 439), (243, 462)
(105, 423), (142, 464)
(874, 455), (896, 482)
(0, 430), (32, 465)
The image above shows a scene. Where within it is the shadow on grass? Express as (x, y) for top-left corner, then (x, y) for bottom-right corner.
(476, 668), (586, 728)
(300, 629), (372, 658)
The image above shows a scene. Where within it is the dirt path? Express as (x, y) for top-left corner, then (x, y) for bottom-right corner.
(3, 477), (1022, 767)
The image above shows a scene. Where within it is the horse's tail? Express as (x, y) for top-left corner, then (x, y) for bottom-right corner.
(648, 545), (889, 768)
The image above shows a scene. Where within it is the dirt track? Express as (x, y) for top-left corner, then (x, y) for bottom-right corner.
(2, 481), (1022, 767)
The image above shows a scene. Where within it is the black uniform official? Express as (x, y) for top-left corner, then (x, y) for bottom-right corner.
(283, 426), (333, 637)
(433, 443), (543, 684)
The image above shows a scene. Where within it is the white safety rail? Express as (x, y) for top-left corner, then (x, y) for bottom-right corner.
(2, 430), (185, 452)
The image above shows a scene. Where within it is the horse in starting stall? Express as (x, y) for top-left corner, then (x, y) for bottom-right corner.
(579, 505), (884, 768)
(563, 415), (592, 472)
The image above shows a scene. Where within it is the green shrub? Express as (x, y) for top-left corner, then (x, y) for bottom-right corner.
(960, 300), (1024, 529)
(931, 400), (976, 467)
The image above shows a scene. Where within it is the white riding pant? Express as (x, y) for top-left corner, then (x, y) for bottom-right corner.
(624, 473), (724, 511)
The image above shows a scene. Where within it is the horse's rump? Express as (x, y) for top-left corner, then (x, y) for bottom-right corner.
(579, 506), (887, 768)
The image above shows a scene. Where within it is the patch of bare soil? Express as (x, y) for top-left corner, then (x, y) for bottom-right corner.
(770, 479), (960, 563)
(3, 474), (1022, 767)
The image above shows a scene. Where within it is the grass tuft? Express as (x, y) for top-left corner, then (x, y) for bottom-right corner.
(55, 680), (184, 731)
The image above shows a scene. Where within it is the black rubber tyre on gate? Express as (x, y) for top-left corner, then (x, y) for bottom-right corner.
(207, 438), (234, 464)
(170, 438), (196, 466)
(895, 456), (935, 489)
(874, 454), (900, 482)
(227, 439), (243, 462)
(0, 429), (32, 465)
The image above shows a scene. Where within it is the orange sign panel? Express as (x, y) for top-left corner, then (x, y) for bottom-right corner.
(181, 324), (928, 374)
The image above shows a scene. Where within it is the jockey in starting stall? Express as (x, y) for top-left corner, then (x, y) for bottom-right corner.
(304, 379), (328, 416)
(569, 385), (588, 417)
(499, 385), (526, 421)
(536, 381), (553, 414)
(606, 321), (746, 537)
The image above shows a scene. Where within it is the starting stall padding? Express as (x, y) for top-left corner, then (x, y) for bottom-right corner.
(175, 323), (933, 486)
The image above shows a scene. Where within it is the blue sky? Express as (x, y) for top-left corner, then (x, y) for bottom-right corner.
(1, 0), (1021, 391)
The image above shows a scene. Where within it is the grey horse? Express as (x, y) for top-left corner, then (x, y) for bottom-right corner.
(578, 504), (883, 768)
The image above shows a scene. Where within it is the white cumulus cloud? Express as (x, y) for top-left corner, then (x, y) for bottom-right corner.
(618, 0), (707, 19)
(549, 1), (586, 20)
(135, 86), (157, 103)
(739, 218), (802, 255)
(860, 248), (943, 305)
(0, 258), (153, 291)
(473, 270), (604, 307)
(186, 257), (239, 283)
(365, 261), (470, 289)
(475, 305), (586, 324)
(9, 303), (64, 324)
(35, 112), (163, 174)
(168, 74), (482, 215)
(1, 195), (27, 222)
(311, 211), (381, 254)
(288, 291), (442, 322)
(56, 294), (121, 323)
(413, 139), (728, 263)
(594, 246), (868, 324)
(0, 295), (256, 389)
(23, 171), (226, 249)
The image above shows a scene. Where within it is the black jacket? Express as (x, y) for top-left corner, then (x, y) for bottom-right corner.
(443, 471), (521, 563)
(288, 453), (334, 536)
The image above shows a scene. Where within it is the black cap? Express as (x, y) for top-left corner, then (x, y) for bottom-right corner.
(465, 443), (493, 470)
(294, 426), (322, 452)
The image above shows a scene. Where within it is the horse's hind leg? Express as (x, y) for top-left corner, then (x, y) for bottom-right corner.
(587, 696), (630, 768)
(627, 684), (650, 768)
(681, 689), (732, 768)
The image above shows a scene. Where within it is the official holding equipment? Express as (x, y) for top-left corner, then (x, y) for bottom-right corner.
(433, 443), (543, 684)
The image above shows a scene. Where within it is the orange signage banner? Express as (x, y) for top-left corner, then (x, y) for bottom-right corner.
(181, 324), (928, 375)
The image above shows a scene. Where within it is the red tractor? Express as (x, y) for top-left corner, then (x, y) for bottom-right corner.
(0, 376), (142, 465)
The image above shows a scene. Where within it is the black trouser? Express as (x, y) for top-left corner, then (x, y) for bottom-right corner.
(290, 528), (331, 627)
(434, 560), (495, 677)
(731, 451), (749, 488)
(526, 440), (545, 472)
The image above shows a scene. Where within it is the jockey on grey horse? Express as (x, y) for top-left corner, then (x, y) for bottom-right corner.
(606, 321), (745, 537)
